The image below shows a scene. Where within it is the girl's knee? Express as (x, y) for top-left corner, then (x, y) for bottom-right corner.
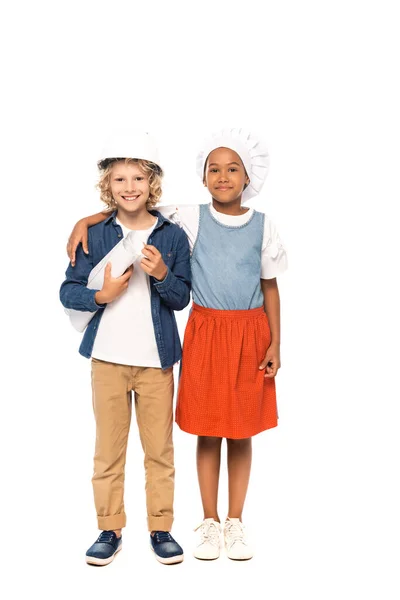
(226, 437), (252, 447)
(197, 435), (222, 448)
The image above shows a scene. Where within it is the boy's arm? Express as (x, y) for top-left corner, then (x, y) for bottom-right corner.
(153, 229), (191, 311)
(258, 278), (281, 378)
(67, 210), (110, 266)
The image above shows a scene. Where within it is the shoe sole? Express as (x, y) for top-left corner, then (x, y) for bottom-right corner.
(150, 545), (184, 565)
(193, 554), (220, 560)
(227, 554), (253, 561)
(86, 545), (122, 566)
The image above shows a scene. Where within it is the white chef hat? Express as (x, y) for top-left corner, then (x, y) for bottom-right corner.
(196, 128), (270, 203)
(98, 130), (162, 173)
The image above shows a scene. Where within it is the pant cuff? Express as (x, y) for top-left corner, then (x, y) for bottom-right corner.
(148, 515), (173, 532)
(97, 512), (126, 530)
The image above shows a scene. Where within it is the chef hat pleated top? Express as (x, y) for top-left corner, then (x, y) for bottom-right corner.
(196, 128), (270, 203)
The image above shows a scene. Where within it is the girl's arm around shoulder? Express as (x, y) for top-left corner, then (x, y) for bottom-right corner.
(157, 204), (200, 221)
(153, 226), (191, 311)
(157, 204), (200, 251)
(67, 209), (111, 266)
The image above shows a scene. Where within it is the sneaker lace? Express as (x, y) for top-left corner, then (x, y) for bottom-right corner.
(154, 531), (173, 544)
(225, 521), (247, 547)
(198, 521), (220, 547)
(97, 530), (116, 544)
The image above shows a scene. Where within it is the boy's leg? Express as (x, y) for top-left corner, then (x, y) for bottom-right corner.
(91, 359), (133, 531)
(133, 367), (174, 532)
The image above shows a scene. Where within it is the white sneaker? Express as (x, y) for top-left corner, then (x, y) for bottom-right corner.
(193, 518), (222, 560)
(223, 518), (253, 560)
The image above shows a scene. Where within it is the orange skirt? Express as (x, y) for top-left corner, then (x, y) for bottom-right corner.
(175, 303), (278, 439)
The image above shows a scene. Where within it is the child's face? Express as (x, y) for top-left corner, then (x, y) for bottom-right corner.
(204, 147), (250, 204)
(110, 161), (150, 215)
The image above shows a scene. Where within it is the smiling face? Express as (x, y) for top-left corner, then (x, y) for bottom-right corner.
(204, 147), (250, 206)
(109, 160), (150, 218)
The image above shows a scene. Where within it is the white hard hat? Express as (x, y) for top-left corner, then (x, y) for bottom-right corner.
(98, 130), (161, 171)
(196, 128), (270, 203)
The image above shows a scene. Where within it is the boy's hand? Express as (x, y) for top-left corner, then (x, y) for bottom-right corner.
(259, 342), (281, 378)
(67, 219), (89, 267)
(95, 263), (133, 304)
(140, 244), (168, 281)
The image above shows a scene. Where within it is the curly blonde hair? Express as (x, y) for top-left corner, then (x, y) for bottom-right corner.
(97, 158), (163, 210)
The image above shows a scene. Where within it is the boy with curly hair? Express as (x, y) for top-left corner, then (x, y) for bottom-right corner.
(60, 131), (191, 566)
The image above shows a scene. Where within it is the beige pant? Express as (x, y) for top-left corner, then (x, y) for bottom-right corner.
(91, 359), (174, 532)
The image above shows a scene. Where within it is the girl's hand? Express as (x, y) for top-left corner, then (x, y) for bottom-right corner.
(140, 244), (168, 281)
(95, 263), (134, 305)
(67, 219), (89, 266)
(259, 342), (281, 378)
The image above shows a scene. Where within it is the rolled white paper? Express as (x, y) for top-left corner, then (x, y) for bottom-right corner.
(66, 231), (141, 332)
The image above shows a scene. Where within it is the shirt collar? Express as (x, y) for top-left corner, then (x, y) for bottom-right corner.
(104, 209), (169, 229)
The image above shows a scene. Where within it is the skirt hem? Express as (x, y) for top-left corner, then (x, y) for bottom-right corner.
(175, 418), (278, 439)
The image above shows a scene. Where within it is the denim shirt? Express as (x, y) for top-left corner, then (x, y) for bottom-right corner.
(60, 210), (191, 369)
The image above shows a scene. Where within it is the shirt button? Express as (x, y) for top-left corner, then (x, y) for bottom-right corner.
(117, 234), (122, 238)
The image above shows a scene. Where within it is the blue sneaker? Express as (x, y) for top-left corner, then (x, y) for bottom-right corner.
(150, 531), (184, 564)
(86, 530), (122, 566)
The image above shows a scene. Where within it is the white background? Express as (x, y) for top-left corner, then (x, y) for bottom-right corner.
(1, 1), (399, 598)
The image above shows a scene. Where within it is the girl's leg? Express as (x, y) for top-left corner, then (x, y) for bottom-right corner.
(226, 437), (252, 519)
(197, 436), (223, 521)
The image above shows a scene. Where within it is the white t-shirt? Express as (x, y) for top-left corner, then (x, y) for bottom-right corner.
(92, 218), (161, 368)
(157, 203), (288, 279)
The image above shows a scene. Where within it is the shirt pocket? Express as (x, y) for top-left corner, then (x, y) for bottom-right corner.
(163, 250), (176, 268)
